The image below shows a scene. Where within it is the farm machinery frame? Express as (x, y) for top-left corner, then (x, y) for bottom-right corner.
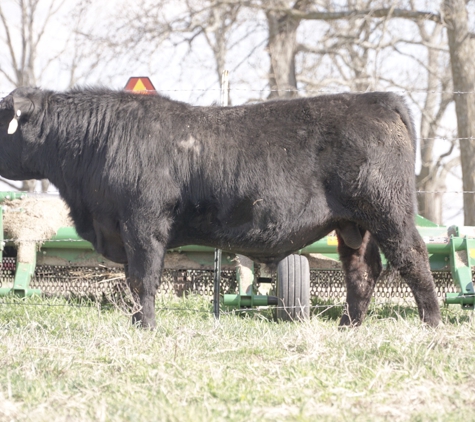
(0, 191), (474, 318)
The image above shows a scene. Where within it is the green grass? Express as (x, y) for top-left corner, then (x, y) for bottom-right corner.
(0, 295), (474, 421)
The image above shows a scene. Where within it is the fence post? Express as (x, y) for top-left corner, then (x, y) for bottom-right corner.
(213, 70), (231, 320)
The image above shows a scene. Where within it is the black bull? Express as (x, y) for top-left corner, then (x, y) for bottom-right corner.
(0, 87), (441, 327)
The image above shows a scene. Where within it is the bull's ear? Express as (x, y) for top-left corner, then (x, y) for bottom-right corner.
(5, 88), (41, 134)
(13, 94), (36, 117)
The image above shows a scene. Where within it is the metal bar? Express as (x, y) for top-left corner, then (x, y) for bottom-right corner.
(0, 287), (41, 297)
(36, 234), (475, 256)
(213, 71), (228, 318)
(221, 70), (229, 107)
(446, 236), (475, 309)
(415, 214), (440, 227)
(450, 237), (474, 294)
(237, 256), (254, 296)
(168, 245), (216, 253)
(223, 294), (240, 308)
(425, 237), (473, 254)
(41, 227), (94, 249)
(299, 237), (338, 254)
(445, 293), (475, 308)
(0, 262), (41, 298)
(0, 192), (28, 202)
(0, 205), (3, 262)
(213, 248), (222, 319)
(223, 294), (278, 307)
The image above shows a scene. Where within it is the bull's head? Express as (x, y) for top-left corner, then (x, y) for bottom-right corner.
(0, 87), (45, 180)
(0, 87), (40, 133)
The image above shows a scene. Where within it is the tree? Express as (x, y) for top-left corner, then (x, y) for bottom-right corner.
(443, 0), (475, 225)
(255, 0), (460, 224)
(411, 18), (455, 224)
(0, 0), (97, 193)
(84, 0), (243, 103)
(0, 0), (63, 191)
(264, 0), (310, 98)
(6, 0), (472, 225)
(80, 0), (462, 223)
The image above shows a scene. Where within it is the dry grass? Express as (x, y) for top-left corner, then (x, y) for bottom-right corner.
(0, 295), (474, 422)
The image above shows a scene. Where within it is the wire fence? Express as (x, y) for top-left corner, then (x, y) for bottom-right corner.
(2, 88), (475, 96)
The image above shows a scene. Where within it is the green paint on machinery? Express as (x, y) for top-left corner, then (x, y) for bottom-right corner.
(0, 191), (474, 311)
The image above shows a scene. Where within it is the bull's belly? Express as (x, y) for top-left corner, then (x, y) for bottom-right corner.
(168, 222), (335, 266)
(168, 192), (336, 262)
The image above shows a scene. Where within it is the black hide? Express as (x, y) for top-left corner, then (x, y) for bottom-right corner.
(0, 87), (441, 327)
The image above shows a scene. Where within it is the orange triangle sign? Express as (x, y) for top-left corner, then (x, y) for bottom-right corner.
(133, 79), (147, 92)
(124, 77), (156, 94)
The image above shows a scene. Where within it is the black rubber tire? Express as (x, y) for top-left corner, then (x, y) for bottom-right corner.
(276, 254), (310, 321)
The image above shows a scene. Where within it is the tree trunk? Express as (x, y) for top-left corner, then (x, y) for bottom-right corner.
(266, 12), (298, 98)
(416, 24), (444, 224)
(265, 1), (308, 99)
(444, 0), (475, 225)
(203, 4), (240, 95)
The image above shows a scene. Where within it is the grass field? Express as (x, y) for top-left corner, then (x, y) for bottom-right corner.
(0, 294), (474, 422)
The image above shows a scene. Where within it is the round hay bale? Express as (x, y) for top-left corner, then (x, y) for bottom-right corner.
(3, 196), (73, 263)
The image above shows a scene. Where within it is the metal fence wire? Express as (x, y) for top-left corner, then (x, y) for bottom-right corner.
(0, 258), (460, 304)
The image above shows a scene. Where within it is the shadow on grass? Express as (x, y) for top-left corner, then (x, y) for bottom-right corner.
(44, 292), (473, 326)
(311, 298), (343, 321)
(440, 305), (474, 324)
(366, 301), (474, 325)
(310, 297), (474, 325)
(366, 302), (419, 321)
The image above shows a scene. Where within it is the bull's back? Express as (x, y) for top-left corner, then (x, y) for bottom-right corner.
(179, 91), (416, 200)
(167, 92), (416, 256)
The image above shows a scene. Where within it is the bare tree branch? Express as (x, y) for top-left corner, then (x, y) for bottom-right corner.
(217, 1), (442, 23)
(0, 3), (19, 83)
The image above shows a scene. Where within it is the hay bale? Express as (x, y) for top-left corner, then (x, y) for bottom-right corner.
(3, 196), (73, 263)
(305, 253), (342, 270)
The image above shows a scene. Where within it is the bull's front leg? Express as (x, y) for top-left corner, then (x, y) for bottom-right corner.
(122, 229), (167, 329)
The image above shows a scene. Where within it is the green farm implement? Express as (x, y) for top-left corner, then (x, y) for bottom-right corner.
(0, 191), (473, 319)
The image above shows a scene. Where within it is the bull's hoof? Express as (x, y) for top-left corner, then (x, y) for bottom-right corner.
(338, 314), (362, 328)
(419, 300), (441, 328)
(132, 312), (157, 329)
(422, 313), (441, 328)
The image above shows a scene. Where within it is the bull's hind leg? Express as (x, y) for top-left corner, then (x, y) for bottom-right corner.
(373, 225), (441, 327)
(337, 228), (382, 326)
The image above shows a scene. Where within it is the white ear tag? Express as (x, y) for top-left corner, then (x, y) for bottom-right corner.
(7, 118), (18, 134)
(7, 110), (21, 135)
